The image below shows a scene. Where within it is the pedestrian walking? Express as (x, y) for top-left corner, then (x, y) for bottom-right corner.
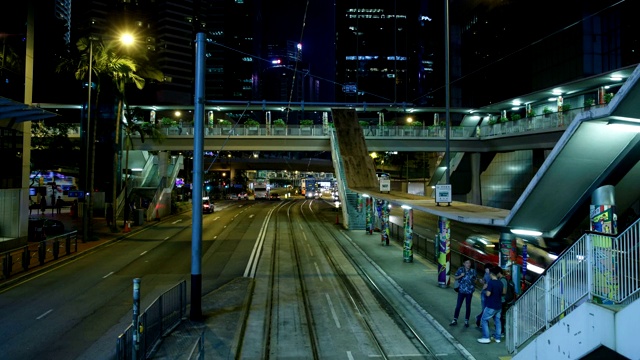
(449, 259), (478, 327)
(55, 196), (64, 214)
(475, 263), (493, 327)
(477, 266), (504, 344)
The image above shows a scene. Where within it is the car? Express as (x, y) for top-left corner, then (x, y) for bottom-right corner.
(202, 197), (214, 214)
(226, 193), (239, 200)
(269, 193), (280, 201)
(238, 192), (248, 200)
(28, 218), (65, 241)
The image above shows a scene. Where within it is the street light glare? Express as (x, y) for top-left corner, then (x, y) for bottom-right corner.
(120, 33), (135, 45)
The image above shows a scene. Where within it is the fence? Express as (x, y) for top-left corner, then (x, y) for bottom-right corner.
(1, 231), (78, 281)
(116, 280), (188, 360)
(506, 218), (640, 353)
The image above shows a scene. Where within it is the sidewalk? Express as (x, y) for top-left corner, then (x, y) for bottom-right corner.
(0, 206), (154, 289)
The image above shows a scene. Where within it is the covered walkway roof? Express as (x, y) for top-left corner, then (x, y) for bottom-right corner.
(339, 64), (640, 238)
(0, 96), (58, 124)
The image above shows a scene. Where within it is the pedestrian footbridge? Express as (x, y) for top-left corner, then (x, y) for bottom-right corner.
(329, 65), (640, 358)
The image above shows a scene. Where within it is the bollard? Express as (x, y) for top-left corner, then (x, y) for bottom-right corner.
(22, 249), (30, 271)
(65, 235), (71, 255)
(132, 278), (141, 360)
(38, 242), (46, 265)
(3, 254), (12, 279)
(53, 239), (59, 260)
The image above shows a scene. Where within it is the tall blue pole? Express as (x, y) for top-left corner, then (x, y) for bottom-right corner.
(190, 32), (206, 320)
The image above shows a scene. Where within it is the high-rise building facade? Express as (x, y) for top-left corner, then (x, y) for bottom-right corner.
(452, 0), (640, 109)
(334, 1), (436, 106)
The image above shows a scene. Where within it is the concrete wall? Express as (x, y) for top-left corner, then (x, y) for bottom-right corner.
(515, 300), (640, 359)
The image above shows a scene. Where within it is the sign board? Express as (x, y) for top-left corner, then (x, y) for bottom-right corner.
(379, 178), (391, 193)
(435, 184), (452, 204)
(68, 190), (84, 199)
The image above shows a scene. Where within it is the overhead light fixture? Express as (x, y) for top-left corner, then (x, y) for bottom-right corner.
(511, 229), (542, 236)
(512, 100), (522, 106)
(551, 89), (562, 95)
(511, 107), (520, 111)
(608, 119), (640, 132)
(362, 194), (370, 198)
(401, 205), (412, 210)
(548, 97), (557, 102)
(611, 76), (623, 81)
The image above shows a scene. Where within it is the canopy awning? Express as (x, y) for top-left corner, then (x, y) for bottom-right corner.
(0, 96), (59, 124)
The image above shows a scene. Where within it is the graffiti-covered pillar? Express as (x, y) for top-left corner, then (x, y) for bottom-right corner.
(590, 185), (617, 235)
(591, 185), (619, 305)
(499, 230), (516, 269)
(380, 200), (390, 246)
(365, 195), (373, 234)
(437, 216), (450, 287)
(402, 206), (413, 262)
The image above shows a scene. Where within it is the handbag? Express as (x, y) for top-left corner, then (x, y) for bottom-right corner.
(451, 275), (459, 292)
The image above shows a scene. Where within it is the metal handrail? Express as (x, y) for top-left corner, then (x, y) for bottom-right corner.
(506, 217), (640, 353)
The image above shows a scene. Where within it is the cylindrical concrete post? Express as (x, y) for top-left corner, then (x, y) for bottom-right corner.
(590, 185), (617, 235)
(403, 207), (413, 262)
(499, 231), (516, 268)
(437, 216), (450, 287)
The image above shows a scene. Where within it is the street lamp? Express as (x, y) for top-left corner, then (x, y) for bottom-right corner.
(83, 35), (99, 243)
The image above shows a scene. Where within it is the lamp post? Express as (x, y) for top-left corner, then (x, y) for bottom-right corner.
(83, 36), (98, 243)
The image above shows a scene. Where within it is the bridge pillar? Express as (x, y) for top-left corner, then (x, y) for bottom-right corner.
(499, 230), (516, 269)
(469, 153), (482, 205)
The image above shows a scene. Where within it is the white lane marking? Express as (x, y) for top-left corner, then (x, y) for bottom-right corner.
(140, 251), (147, 256)
(314, 262), (323, 281)
(103, 272), (114, 279)
(171, 219), (182, 224)
(325, 293), (341, 328)
(346, 351), (354, 360)
(307, 243), (314, 257)
(164, 237), (170, 240)
(244, 205), (280, 278)
(214, 217), (220, 221)
(249, 214), (255, 218)
(302, 232), (308, 242)
(37, 309), (53, 320)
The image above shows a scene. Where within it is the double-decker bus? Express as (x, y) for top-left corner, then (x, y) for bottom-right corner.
(301, 175), (316, 198)
(254, 178), (269, 200)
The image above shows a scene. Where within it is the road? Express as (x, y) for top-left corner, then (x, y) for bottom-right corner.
(0, 200), (264, 359)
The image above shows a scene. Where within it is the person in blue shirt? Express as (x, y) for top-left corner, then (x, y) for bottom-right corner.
(478, 267), (504, 344)
(449, 259), (477, 327)
(475, 263), (493, 327)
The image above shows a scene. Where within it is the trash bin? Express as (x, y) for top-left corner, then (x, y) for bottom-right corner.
(134, 208), (145, 226)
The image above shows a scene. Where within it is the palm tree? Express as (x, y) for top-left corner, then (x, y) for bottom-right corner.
(59, 37), (163, 233)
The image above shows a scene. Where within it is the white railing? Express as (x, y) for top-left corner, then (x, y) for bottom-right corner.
(507, 218), (640, 353)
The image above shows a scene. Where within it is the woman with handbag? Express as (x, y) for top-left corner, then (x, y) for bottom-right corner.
(449, 259), (478, 327)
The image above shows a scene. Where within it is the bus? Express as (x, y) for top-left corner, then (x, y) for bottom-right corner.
(254, 178), (269, 200)
(301, 175), (316, 198)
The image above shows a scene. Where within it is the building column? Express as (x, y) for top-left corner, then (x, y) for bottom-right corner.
(437, 216), (450, 287)
(365, 195), (373, 234)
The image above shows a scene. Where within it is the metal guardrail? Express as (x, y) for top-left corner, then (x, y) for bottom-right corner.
(116, 280), (187, 360)
(1, 231), (78, 280)
(506, 218), (640, 354)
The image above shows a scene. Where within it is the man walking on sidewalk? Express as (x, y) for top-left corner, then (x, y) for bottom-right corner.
(477, 266), (503, 344)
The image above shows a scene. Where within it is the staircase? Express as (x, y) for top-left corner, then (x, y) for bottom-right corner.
(507, 218), (640, 359)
